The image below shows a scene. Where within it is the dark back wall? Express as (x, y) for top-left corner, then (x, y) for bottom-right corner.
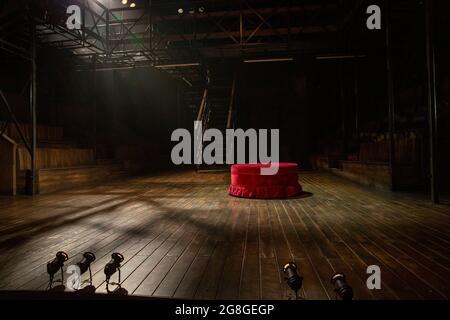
(236, 62), (310, 167)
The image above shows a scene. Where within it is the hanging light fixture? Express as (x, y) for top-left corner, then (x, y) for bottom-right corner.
(122, 0), (128, 5)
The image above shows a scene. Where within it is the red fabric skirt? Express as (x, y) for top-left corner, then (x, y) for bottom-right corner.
(228, 163), (302, 199)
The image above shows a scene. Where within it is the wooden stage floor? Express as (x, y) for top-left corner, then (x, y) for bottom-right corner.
(0, 171), (449, 300)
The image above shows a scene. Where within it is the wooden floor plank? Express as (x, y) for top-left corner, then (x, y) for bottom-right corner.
(239, 203), (261, 300)
(0, 171), (448, 300)
(215, 203), (249, 299)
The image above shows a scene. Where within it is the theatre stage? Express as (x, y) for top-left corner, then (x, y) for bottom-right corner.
(0, 171), (448, 300)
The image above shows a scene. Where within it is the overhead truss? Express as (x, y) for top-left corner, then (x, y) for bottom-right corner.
(0, 0), (343, 84)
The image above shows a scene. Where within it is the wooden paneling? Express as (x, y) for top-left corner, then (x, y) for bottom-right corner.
(0, 135), (17, 195)
(359, 133), (422, 164)
(0, 171), (448, 300)
(359, 141), (389, 163)
(37, 164), (126, 194)
(17, 147), (95, 170)
(338, 161), (391, 190)
(313, 158), (391, 190)
(6, 123), (64, 142)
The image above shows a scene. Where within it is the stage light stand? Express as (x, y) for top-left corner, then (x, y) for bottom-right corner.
(46, 251), (68, 289)
(104, 253), (125, 294)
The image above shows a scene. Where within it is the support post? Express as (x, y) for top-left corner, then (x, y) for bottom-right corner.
(354, 59), (359, 139)
(29, 19), (37, 195)
(227, 72), (237, 129)
(196, 88), (208, 122)
(239, 0), (243, 45)
(340, 61), (347, 157)
(148, 0), (152, 52)
(425, 0), (439, 204)
(177, 85), (181, 128)
(385, 0), (396, 192)
(92, 55), (97, 160)
(106, 8), (110, 57)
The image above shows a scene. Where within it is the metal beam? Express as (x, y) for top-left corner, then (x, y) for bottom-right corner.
(108, 4), (337, 21)
(227, 72), (237, 129)
(110, 25), (336, 44)
(425, 0), (439, 204)
(385, 0), (396, 192)
(30, 1), (339, 83)
(0, 90), (32, 154)
(30, 19), (37, 195)
(0, 38), (31, 60)
(244, 0), (287, 43)
(354, 58), (360, 137)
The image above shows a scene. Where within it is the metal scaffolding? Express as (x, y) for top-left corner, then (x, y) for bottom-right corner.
(25, 0), (341, 84)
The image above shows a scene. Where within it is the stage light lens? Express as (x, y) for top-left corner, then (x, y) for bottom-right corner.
(77, 252), (96, 275)
(331, 273), (354, 300)
(122, 0), (128, 5)
(198, 7), (205, 13)
(130, 3), (136, 8)
(178, 8), (184, 14)
(283, 262), (303, 299)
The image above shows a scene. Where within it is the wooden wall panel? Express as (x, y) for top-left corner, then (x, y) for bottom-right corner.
(0, 135), (17, 195)
(6, 123), (64, 142)
(17, 147), (95, 170)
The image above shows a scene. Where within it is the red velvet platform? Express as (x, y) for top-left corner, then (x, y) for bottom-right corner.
(228, 163), (302, 199)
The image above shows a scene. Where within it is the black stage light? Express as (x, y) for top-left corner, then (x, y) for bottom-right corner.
(331, 273), (354, 300)
(104, 253), (124, 280)
(104, 253), (126, 294)
(283, 262), (303, 299)
(77, 252), (96, 276)
(47, 251), (68, 289)
(76, 252), (96, 285)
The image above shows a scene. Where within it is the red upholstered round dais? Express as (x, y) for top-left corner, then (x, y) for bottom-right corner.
(228, 163), (302, 199)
